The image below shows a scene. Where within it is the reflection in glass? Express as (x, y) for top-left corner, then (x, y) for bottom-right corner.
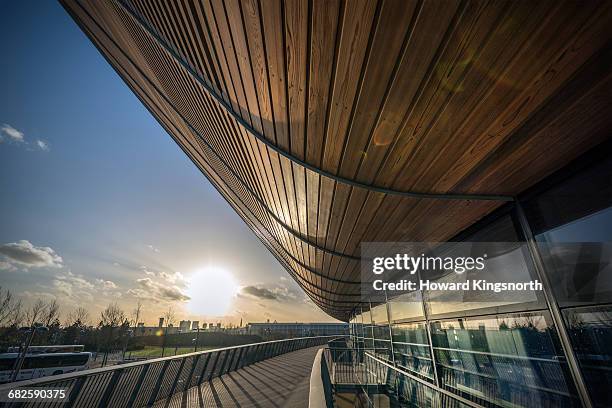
(360, 310), (374, 349)
(426, 215), (543, 316)
(371, 303), (392, 360)
(538, 240), (612, 306)
(388, 290), (424, 321)
(564, 306), (612, 408)
(392, 321), (433, 381)
(524, 153), (612, 406)
(526, 154), (612, 306)
(430, 312), (579, 407)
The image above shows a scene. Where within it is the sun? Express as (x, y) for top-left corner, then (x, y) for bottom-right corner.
(185, 267), (238, 316)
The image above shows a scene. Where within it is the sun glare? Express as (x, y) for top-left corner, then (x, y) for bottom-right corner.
(186, 267), (238, 316)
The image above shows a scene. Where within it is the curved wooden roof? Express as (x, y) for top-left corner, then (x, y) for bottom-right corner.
(61, 0), (612, 320)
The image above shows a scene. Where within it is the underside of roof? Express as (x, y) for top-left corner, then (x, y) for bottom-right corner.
(61, 0), (612, 321)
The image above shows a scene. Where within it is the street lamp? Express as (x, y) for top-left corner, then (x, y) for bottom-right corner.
(193, 327), (200, 352)
(10, 324), (48, 382)
(122, 329), (134, 361)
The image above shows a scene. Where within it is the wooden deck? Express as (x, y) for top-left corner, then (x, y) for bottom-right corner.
(152, 346), (321, 408)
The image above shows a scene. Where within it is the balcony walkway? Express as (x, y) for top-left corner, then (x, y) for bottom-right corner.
(153, 346), (321, 408)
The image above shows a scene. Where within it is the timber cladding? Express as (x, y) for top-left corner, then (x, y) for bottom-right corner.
(60, 0), (612, 320)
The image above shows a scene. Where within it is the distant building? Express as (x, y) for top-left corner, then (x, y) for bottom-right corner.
(247, 322), (348, 339)
(192, 321), (199, 330)
(134, 326), (159, 336)
(179, 320), (191, 332)
(158, 317), (164, 328)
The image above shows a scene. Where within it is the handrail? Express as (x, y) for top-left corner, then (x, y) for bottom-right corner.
(308, 348), (334, 408)
(363, 351), (483, 408)
(0, 336), (344, 407)
(432, 346), (565, 363)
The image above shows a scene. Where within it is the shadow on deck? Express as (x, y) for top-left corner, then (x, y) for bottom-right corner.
(153, 346), (321, 408)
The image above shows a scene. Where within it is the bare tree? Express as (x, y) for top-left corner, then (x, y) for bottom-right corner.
(164, 306), (176, 328)
(67, 306), (89, 327)
(10, 302), (24, 327)
(100, 303), (126, 328)
(161, 306), (176, 357)
(99, 303), (127, 366)
(42, 299), (60, 327)
(0, 287), (22, 327)
(25, 299), (47, 327)
(131, 300), (143, 328)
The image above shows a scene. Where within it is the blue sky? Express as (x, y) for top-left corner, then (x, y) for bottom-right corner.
(0, 1), (334, 325)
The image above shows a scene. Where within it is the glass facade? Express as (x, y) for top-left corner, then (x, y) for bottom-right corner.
(348, 148), (611, 407)
(524, 152), (612, 408)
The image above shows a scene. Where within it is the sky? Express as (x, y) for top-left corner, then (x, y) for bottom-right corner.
(0, 0), (337, 326)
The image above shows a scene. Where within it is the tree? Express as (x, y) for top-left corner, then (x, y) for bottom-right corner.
(66, 307), (89, 327)
(161, 307), (176, 357)
(100, 303), (126, 328)
(99, 303), (127, 366)
(164, 306), (176, 329)
(42, 299), (60, 327)
(0, 287), (22, 327)
(62, 307), (90, 345)
(131, 300), (143, 329)
(25, 299), (47, 327)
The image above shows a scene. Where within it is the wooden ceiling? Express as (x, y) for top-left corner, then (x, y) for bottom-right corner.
(61, 0), (612, 320)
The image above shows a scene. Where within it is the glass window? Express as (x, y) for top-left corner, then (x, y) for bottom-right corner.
(430, 312), (579, 407)
(524, 151), (612, 407)
(357, 309), (374, 349)
(371, 304), (391, 360)
(563, 306), (612, 408)
(525, 154), (612, 306)
(426, 214), (544, 316)
(61, 354), (89, 366)
(391, 321), (433, 381)
(388, 290), (424, 322)
(0, 357), (15, 371)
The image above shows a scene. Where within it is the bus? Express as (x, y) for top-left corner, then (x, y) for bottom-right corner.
(0, 351), (92, 383)
(6, 345), (85, 354)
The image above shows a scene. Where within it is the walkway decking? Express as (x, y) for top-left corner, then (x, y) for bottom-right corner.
(152, 346), (321, 408)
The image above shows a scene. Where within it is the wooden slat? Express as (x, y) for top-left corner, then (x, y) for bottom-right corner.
(61, 0), (612, 320)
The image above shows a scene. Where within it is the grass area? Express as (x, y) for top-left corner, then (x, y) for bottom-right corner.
(127, 345), (215, 359)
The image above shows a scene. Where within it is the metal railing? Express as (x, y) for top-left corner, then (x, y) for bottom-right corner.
(308, 348), (334, 408)
(325, 347), (399, 386)
(0, 336), (338, 407)
(324, 347), (483, 408)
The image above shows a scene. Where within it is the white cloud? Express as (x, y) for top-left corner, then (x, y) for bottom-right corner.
(53, 279), (75, 297)
(0, 124), (49, 151)
(0, 124), (24, 142)
(21, 291), (57, 302)
(138, 265), (186, 286)
(241, 286), (277, 300)
(0, 261), (17, 271)
(95, 279), (118, 290)
(147, 244), (160, 253)
(239, 283), (298, 302)
(53, 272), (94, 295)
(52, 272), (116, 302)
(36, 140), (49, 151)
(159, 271), (186, 285)
(127, 277), (189, 302)
(0, 240), (63, 269)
